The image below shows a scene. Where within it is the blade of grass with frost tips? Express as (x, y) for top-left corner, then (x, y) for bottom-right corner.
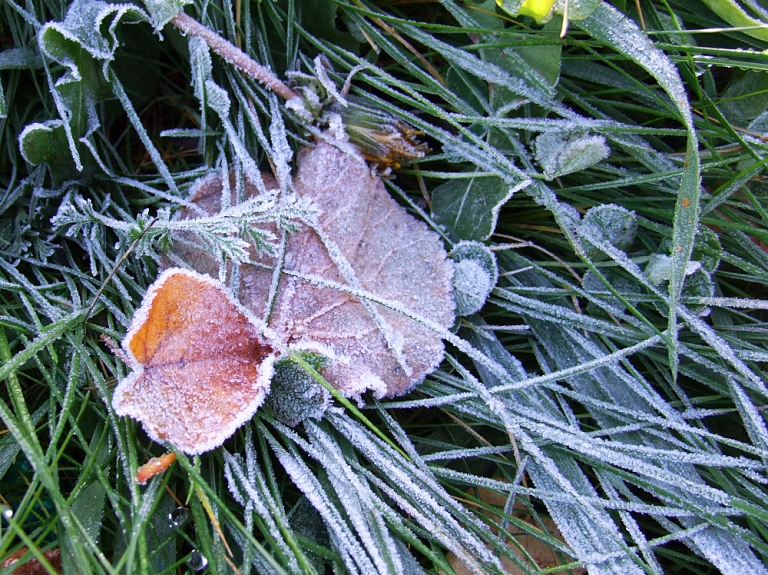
(577, 2), (701, 382)
(261, 425), (382, 575)
(325, 412), (509, 574)
(450, 316), (751, 572)
(499, 260), (768, 573)
(277, 413), (506, 574)
(107, 70), (182, 199)
(301, 421), (409, 575)
(169, 448), (290, 575)
(223, 451), (313, 574)
(594, 469), (665, 575)
(458, 325), (646, 574)
(278, 423), (405, 575)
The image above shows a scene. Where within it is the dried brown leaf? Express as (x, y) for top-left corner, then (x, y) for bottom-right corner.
(1, 548), (61, 575)
(171, 136), (454, 398)
(112, 269), (276, 454)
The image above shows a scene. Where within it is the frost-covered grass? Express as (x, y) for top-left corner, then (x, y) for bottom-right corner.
(2, 0), (768, 573)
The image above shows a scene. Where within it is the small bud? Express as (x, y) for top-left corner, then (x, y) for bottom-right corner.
(332, 98), (428, 168)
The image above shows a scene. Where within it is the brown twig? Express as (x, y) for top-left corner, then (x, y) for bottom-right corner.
(170, 11), (299, 101)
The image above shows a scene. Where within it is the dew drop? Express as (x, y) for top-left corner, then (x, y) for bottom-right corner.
(1, 505), (13, 520)
(186, 550), (208, 572)
(167, 506), (190, 529)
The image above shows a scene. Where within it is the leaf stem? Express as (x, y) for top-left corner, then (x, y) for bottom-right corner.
(170, 11), (299, 101)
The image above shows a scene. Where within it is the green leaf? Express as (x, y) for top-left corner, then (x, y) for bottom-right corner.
(266, 356), (330, 426)
(719, 71), (768, 127)
(35, 0), (148, 172)
(693, 226), (722, 273)
(142, 0), (191, 31)
(446, 66), (489, 115)
(68, 422), (110, 543)
(583, 268), (642, 313)
(0, 47), (43, 69)
(534, 130), (610, 179)
(580, 204), (637, 260)
(683, 268), (714, 313)
(700, 0), (768, 42)
(431, 175), (514, 242)
(482, 41), (557, 105)
(294, 0), (360, 52)
(514, 18), (563, 88)
(18, 121), (78, 182)
(645, 253), (673, 285)
(450, 241), (499, 316)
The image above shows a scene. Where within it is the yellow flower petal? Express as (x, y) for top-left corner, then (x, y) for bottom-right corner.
(519, 0), (556, 20)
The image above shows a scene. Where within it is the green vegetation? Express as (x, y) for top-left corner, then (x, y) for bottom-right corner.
(2, 0), (768, 573)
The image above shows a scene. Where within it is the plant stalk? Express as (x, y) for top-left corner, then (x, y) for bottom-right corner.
(171, 11), (299, 101)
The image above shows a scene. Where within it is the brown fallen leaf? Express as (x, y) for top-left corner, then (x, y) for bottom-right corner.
(171, 134), (455, 399)
(112, 268), (276, 454)
(1, 548), (61, 575)
(114, 133), (453, 454)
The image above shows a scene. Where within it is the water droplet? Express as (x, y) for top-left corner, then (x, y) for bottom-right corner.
(1, 505), (13, 520)
(186, 550), (208, 572)
(168, 506), (190, 529)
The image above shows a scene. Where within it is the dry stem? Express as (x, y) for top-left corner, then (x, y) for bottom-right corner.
(171, 11), (299, 101)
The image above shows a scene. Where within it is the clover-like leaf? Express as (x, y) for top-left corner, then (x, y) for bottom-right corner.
(450, 241), (498, 316)
(171, 136), (455, 399)
(580, 204), (637, 260)
(534, 130), (610, 180)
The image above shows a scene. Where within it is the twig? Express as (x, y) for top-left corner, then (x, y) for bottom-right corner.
(170, 11), (299, 101)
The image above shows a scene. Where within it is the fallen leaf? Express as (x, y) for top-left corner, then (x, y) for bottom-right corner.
(1, 548), (61, 574)
(171, 135), (455, 398)
(112, 268), (276, 454)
